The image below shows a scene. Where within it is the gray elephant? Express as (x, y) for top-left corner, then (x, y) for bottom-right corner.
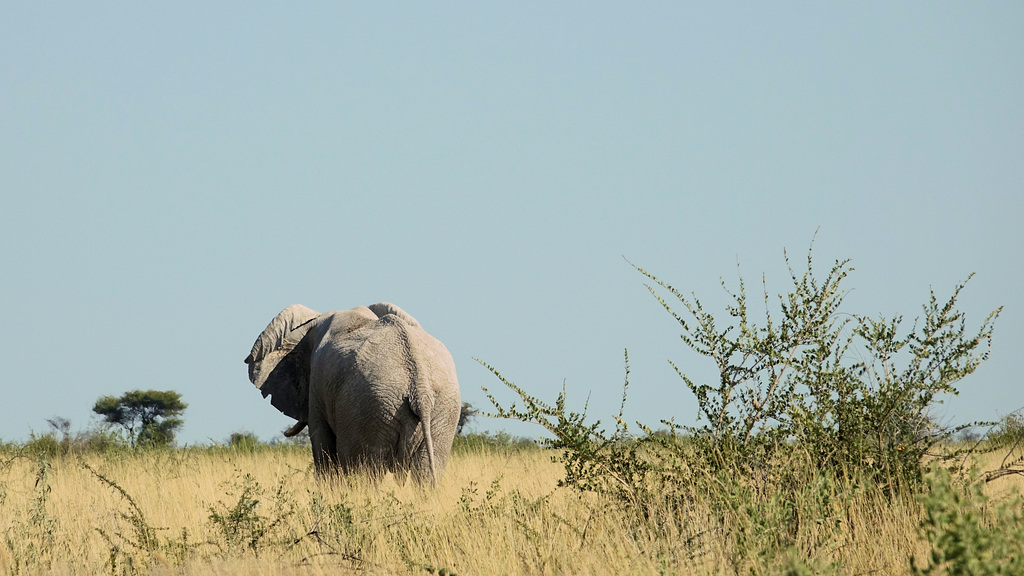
(244, 302), (461, 485)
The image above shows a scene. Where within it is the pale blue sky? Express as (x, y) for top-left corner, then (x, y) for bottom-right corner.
(1, 3), (1021, 443)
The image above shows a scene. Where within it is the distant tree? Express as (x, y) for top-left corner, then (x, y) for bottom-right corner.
(46, 416), (72, 441)
(458, 402), (478, 436)
(92, 390), (187, 447)
(229, 431), (260, 450)
(957, 428), (982, 444)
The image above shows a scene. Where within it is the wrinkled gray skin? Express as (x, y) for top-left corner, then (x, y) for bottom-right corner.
(244, 303), (460, 486)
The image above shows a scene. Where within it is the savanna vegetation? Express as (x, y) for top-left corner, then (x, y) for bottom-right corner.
(92, 391), (188, 449)
(1, 247), (1021, 575)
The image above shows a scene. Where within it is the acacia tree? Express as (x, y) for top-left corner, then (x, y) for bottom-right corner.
(92, 390), (187, 447)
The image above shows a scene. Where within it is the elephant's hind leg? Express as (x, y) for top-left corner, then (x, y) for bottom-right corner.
(310, 425), (338, 475)
(395, 399), (426, 486)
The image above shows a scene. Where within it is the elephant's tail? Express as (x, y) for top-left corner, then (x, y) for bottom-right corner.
(396, 398), (438, 486)
(422, 413), (438, 486)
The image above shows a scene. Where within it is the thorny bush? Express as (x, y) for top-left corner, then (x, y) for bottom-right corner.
(484, 245), (1001, 564)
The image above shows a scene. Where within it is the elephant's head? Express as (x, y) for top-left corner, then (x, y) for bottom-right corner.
(244, 304), (322, 422)
(244, 303), (406, 423)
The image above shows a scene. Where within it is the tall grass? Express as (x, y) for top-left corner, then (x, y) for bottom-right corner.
(3, 440), (1018, 575)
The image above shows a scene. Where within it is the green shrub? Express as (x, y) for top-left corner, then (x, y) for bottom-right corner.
(207, 473), (295, 556)
(986, 413), (1024, 450)
(634, 248), (999, 492)
(483, 352), (684, 517)
(452, 431), (538, 454)
(913, 468), (1024, 575)
(21, 421), (125, 459)
(23, 433), (64, 459)
(483, 244), (1001, 566)
(228, 432), (261, 451)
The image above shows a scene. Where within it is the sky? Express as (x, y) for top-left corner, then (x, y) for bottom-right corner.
(1, 3), (1021, 444)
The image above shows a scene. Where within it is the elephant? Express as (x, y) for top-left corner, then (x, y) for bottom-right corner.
(244, 302), (461, 485)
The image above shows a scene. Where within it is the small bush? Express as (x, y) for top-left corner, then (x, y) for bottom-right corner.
(228, 432), (261, 451)
(207, 472), (295, 556)
(21, 422), (125, 459)
(986, 413), (1024, 450)
(23, 434), (64, 459)
(452, 431), (537, 454)
(913, 468), (1024, 575)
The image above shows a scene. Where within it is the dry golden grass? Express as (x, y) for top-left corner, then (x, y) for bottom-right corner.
(1, 443), (1020, 576)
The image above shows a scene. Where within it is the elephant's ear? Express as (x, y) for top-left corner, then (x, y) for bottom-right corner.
(367, 302), (421, 329)
(244, 304), (320, 422)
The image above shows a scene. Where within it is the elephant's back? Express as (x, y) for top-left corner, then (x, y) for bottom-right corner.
(344, 315), (423, 382)
(330, 315), (457, 398)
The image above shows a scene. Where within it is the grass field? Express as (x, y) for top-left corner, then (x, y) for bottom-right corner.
(5, 437), (1020, 576)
